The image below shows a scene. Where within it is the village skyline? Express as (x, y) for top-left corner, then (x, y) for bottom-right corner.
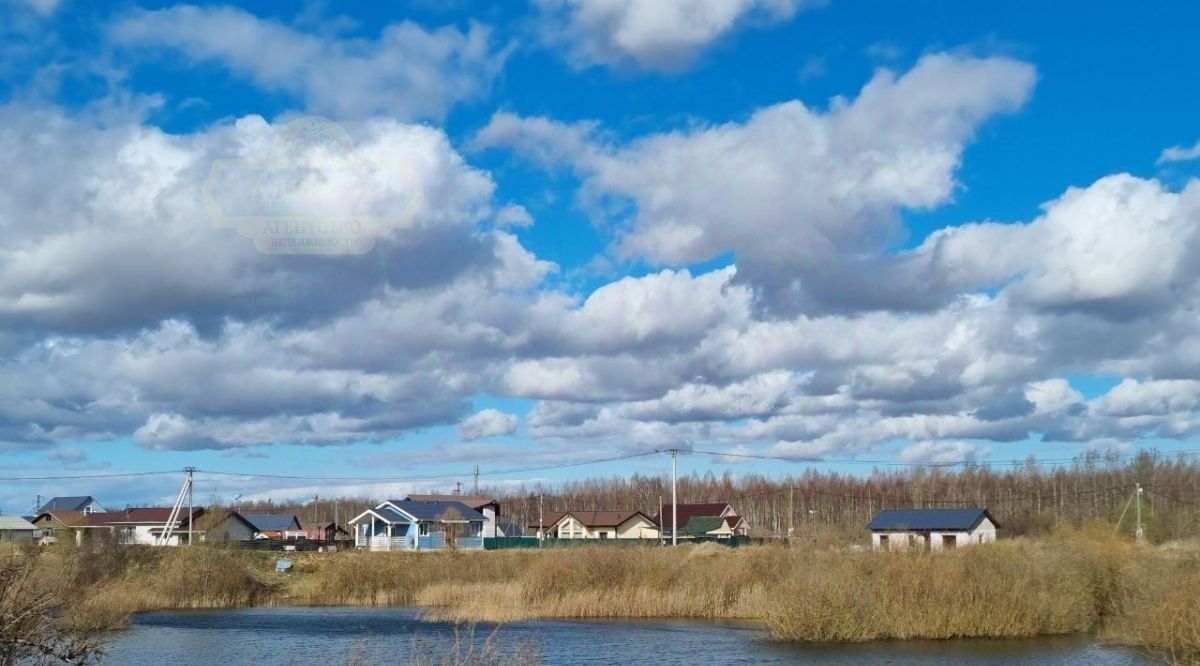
(4, 1), (1200, 515)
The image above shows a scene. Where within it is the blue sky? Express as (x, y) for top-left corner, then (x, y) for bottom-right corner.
(2, 0), (1200, 512)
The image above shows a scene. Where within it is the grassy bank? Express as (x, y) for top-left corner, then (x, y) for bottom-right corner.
(14, 529), (1200, 664)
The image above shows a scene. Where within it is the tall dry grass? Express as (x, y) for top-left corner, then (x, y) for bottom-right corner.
(68, 547), (271, 631)
(27, 532), (1200, 663)
(1102, 548), (1200, 665)
(762, 536), (1120, 641)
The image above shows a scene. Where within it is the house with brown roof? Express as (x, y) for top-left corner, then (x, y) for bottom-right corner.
(301, 521), (352, 542)
(654, 503), (749, 539)
(30, 510), (84, 544)
(532, 510), (659, 540)
(31, 507), (204, 546)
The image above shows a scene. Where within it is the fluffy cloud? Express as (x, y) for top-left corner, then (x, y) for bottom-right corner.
(459, 409), (520, 440)
(6, 47), (1200, 475)
(534, 0), (810, 71)
(918, 175), (1200, 319)
(477, 53), (1037, 312)
(0, 107), (498, 335)
(109, 5), (506, 119)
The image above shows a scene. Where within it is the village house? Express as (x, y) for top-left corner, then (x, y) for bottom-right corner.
(349, 500), (486, 551)
(196, 510), (260, 544)
(242, 514), (303, 539)
(100, 508), (205, 546)
(867, 508), (999, 551)
(532, 510), (659, 540)
(403, 494), (504, 537)
(655, 503), (749, 538)
(31, 508), (203, 546)
(679, 515), (740, 539)
(30, 510), (84, 544)
(37, 496), (106, 515)
(300, 521), (351, 542)
(0, 515), (39, 542)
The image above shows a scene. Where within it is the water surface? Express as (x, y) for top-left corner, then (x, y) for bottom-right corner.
(105, 607), (1154, 665)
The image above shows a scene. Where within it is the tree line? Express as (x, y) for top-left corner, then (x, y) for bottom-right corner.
(228, 450), (1200, 543)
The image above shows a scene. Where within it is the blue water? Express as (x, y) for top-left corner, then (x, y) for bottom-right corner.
(103, 607), (1154, 665)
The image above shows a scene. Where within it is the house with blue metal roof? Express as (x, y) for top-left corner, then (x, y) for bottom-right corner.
(37, 496), (105, 514)
(348, 500), (486, 551)
(867, 508), (999, 551)
(242, 513), (303, 538)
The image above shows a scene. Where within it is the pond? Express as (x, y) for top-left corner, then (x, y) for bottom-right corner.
(104, 607), (1155, 665)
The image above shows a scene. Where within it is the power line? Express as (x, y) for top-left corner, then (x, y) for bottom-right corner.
(0, 470), (180, 481)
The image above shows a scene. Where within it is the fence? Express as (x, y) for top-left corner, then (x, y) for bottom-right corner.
(483, 536), (756, 550)
(231, 538), (346, 552)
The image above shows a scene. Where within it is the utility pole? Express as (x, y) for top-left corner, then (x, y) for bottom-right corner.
(35, 494), (41, 516)
(473, 465), (479, 495)
(788, 485), (794, 544)
(671, 449), (678, 546)
(538, 493), (544, 547)
(186, 467), (196, 546)
(1135, 483), (1144, 544)
(455, 481), (462, 495)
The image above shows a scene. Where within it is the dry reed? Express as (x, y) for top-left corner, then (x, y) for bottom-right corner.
(30, 532), (1200, 664)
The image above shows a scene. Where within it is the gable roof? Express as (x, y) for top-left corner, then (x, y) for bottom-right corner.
(33, 510), (84, 526)
(385, 500), (485, 522)
(553, 510), (656, 528)
(681, 516), (731, 536)
(403, 495), (499, 512)
(529, 511), (565, 529)
(654, 503), (735, 528)
(243, 513), (302, 532)
(38, 496), (101, 512)
(0, 515), (38, 531)
(192, 510), (258, 534)
(867, 508), (999, 532)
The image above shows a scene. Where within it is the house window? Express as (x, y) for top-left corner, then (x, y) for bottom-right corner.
(943, 534), (957, 549)
(419, 523), (429, 536)
(599, 532), (609, 539)
(470, 522), (482, 537)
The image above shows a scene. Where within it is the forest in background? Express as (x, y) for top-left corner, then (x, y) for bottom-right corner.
(231, 450), (1200, 543)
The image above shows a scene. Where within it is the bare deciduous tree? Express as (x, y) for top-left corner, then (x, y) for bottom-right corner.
(0, 551), (103, 666)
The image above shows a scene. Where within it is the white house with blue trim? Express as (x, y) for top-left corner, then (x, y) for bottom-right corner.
(348, 500), (486, 551)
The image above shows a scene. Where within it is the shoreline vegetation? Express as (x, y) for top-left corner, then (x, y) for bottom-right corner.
(4, 525), (1199, 664)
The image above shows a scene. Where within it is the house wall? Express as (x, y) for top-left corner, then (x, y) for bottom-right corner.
(209, 517), (256, 544)
(555, 516), (585, 538)
(481, 506), (498, 538)
(872, 520), (998, 551)
(0, 529), (36, 543)
(121, 524), (186, 546)
(615, 517), (658, 539)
